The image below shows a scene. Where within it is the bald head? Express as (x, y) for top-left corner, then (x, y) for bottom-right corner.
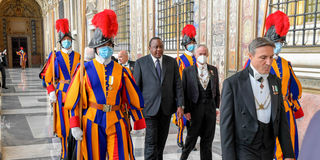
(118, 50), (129, 64)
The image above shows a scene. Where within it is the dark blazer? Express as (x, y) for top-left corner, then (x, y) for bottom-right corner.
(128, 60), (135, 73)
(182, 64), (220, 113)
(299, 110), (320, 160)
(133, 54), (184, 117)
(220, 67), (294, 160)
(0, 54), (7, 67)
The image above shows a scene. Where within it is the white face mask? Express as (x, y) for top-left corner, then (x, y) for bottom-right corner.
(197, 55), (207, 64)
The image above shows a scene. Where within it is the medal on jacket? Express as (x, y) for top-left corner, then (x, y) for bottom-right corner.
(108, 76), (114, 90)
(272, 85), (279, 95)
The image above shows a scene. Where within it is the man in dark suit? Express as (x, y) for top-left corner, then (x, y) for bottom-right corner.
(299, 110), (320, 160)
(0, 49), (8, 89)
(220, 37), (294, 160)
(134, 37), (184, 160)
(180, 45), (220, 160)
(118, 50), (135, 73)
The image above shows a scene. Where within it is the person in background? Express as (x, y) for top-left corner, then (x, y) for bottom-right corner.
(180, 45), (220, 160)
(173, 24), (197, 148)
(0, 49), (8, 89)
(118, 50), (135, 73)
(84, 47), (95, 62)
(16, 47), (27, 69)
(39, 18), (81, 159)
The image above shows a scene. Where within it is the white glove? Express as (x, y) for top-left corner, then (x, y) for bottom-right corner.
(71, 127), (83, 141)
(49, 91), (56, 103)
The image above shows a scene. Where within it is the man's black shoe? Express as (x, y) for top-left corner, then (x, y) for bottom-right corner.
(2, 86), (8, 89)
(177, 142), (184, 148)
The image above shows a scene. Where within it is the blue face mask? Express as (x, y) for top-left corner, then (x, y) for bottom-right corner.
(274, 42), (282, 54)
(98, 46), (113, 59)
(61, 40), (72, 49)
(187, 44), (196, 52)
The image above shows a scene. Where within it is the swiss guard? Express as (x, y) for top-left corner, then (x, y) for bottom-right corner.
(40, 18), (81, 159)
(16, 47), (27, 69)
(64, 9), (145, 160)
(244, 11), (303, 160)
(173, 24), (197, 148)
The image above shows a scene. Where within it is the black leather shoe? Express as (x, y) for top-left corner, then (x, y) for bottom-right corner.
(2, 86), (8, 89)
(177, 142), (184, 148)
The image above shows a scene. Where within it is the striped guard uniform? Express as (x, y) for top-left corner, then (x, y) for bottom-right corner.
(40, 50), (81, 159)
(64, 59), (145, 160)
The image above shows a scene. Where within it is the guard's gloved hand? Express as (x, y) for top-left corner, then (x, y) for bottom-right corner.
(49, 91), (56, 103)
(71, 127), (83, 141)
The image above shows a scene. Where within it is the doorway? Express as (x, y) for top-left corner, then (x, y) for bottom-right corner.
(11, 37), (28, 68)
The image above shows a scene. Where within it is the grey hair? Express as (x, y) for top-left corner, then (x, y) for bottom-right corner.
(248, 37), (275, 55)
(196, 44), (208, 52)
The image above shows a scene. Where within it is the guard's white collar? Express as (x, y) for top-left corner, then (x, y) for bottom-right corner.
(96, 54), (111, 66)
(61, 48), (72, 54)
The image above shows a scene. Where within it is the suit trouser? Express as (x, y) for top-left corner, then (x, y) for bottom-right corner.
(144, 110), (171, 160)
(236, 121), (275, 160)
(180, 102), (216, 160)
(0, 66), (6, 87)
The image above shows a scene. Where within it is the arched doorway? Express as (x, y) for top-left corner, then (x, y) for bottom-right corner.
(0, 0), (44, 68)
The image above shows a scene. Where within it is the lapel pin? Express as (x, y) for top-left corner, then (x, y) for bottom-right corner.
(210, 70), (214, 76)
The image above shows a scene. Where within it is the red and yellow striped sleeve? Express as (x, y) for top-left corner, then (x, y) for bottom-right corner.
(122, 68), (145, 130)
(44, 52), (56, 93)
(64, 67), (88, 128)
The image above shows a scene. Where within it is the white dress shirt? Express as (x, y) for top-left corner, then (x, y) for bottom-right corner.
(96, 54), (111, 66)
(197, 62), (209, 89)
(150, 54), (163, 69)
(122, 61), (129, 67)
(249, 64), (271, 124)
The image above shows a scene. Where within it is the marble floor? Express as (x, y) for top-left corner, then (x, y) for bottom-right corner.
(0, 68), (222, 160)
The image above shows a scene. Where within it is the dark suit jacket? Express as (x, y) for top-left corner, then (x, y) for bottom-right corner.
(134, 54), (184, 117)
(299, 110), (320, 160)
(220, 67), (294, 160)
(0, 55), (7, 67)
(182, 64), (220, 113)
(128, 60), (135, 73)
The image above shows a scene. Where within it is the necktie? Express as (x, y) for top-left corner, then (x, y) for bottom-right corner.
(156, 58), (161, 80)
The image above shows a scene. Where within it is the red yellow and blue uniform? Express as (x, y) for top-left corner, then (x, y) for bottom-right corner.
(16, 50), (27, 68)
(244, 57), (303, 159)
(173, 53), (196, 145)
(64, 59), (145, 160)
(40, 50), (81, 159)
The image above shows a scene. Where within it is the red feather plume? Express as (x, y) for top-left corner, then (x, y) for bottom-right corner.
(56, 19), (70, 34)
(182, 24), (196, 38)
(20, 47), (23, 50)
(91, 9), (118, 38)
(265, 11), (290, 37)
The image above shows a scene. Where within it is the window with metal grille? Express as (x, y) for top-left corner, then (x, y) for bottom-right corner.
(157, 0), (194, 51)
(269, 0), (320, 47)
(110, 0), (130, 52)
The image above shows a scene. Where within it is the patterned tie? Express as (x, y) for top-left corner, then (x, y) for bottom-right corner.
(156, 58), (161, 80)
